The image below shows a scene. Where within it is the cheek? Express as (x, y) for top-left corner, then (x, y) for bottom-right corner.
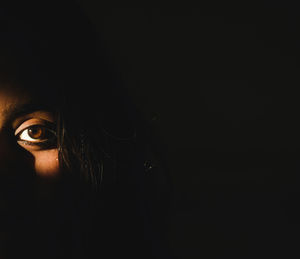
(33, 149), (60, 178)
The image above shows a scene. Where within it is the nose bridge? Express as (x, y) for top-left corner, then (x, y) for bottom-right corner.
(0, 133), (19, 181)
(0, 130), (35, 235)
(0, 129), (12, 163)
(0, 130), (35, 200)
(0, 130), (29, 175)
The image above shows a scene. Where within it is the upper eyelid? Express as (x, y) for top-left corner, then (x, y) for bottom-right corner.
(12, 110), (56, 130)
(14, 119), (56, 136)
(13, 117), (36, 133)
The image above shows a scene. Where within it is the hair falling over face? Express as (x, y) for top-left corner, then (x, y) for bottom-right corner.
(0, 2), (172, 259)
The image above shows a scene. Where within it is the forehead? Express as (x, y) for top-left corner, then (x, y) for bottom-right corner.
(0, 80), (59, 105)
(0, 83), (55, 128)
(0, 84), (31, 112)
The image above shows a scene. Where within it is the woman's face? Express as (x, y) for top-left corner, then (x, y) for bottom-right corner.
(0, 83), (60, 181)
(0, 83), (62, 257)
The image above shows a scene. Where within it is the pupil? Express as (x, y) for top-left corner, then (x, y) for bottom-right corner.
(28, 126), (43, 139)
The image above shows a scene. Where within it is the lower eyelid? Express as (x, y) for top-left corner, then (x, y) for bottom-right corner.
(17, 140), (36, 146)
(17, 139), (57, 149)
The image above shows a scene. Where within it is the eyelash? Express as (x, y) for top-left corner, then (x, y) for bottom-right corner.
(16, 125), (57, 149)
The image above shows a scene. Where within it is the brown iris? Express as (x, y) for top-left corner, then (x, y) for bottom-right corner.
(27, 125), (45, 140)
(16, 120), (57, 149)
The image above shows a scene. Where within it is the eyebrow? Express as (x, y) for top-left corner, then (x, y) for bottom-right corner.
(4, 101), (55, 126)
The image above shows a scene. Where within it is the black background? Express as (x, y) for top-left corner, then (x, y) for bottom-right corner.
(77, 3), (300, 259)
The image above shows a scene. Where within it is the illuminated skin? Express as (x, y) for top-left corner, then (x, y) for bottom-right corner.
(0, 84), (60, 179)
(0, 84), (62, 258)
(13, 112), (59, 176)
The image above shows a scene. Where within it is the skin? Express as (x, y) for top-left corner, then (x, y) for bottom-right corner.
(0, 84), (63, 258)
(0, 85), (59, 178)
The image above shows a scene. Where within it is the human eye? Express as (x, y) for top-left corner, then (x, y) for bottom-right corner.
(15, 122), (57, 149)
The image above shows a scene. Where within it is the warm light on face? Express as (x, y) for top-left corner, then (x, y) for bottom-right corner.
(0, 85), (60, 179)
(14, 112), (59, 177)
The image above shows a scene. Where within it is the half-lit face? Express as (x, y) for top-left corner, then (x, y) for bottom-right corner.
(0, 83), (63, 257)
(0, 84), (60, 179)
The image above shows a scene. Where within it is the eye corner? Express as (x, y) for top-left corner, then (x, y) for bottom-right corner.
(15, 123), (57, 150)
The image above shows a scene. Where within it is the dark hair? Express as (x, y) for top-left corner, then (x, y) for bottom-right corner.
(0, 2), (171, 258)
(1, 1), (141, 187)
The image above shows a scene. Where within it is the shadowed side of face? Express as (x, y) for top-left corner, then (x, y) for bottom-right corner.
(0, 4), (98, 258)
(0, 83), (62, 258)
(0, 84), (59, 178)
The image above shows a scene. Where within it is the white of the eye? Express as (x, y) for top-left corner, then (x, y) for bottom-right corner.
(18, 129), (40, 142)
